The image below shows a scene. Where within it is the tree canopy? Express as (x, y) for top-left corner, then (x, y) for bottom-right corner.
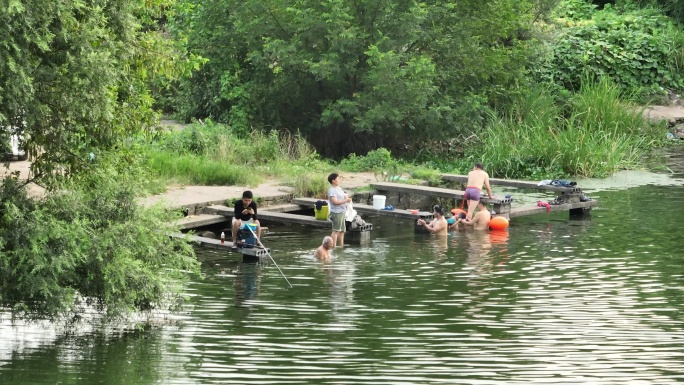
(171, 0), (540, 157)
(0, 0), (177, 178)
(0, 0), (200, 320)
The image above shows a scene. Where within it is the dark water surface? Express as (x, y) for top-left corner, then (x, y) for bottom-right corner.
(2, 152), (684, 384)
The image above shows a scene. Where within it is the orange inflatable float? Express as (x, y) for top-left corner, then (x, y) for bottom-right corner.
(489, 216), (509, 230)
(451, 208), (465, 217)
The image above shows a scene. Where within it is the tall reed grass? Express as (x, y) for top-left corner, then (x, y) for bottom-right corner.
(143, 121), (328, 186)
(477, 78), (662, 178)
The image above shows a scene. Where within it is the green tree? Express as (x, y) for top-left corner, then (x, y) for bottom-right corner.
(171, 0), (540, 157)
(0, 162), (200, 320)
(0, 0), (184, 178)
(0, 0), (200, 319)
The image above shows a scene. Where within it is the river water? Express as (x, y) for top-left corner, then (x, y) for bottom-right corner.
(2, 149), (684, 384)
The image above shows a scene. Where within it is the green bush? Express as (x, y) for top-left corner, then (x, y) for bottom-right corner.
(475, 78), (662, 178)
(543, 1), (684, 96)
(289, 174), (330, 199)
(141, 120), (327, 185)
(0, 168), (200, 320)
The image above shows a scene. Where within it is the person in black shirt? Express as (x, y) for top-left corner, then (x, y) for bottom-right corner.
(231, 190), (261, 249)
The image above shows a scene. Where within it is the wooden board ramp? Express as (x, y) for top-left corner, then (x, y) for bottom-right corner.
(176, 214), (227, 230)
(371, 181), (513, 217)
(508, 200), (598, 218)
(441, 173), (581, 193)
(167, 232), (271, 262)
(205, 204), (331, 228)
(371, 182), (510, 205)
(291, 197), (434, 220)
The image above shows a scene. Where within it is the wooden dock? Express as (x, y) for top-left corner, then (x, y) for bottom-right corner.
(204, 204), (332, 228)
(371, 182), (510, 205)
(168, 232), (271, 262)
(292, 197), (434, 220)
(176, 214), (227, 230)
(371, 182), (513, 217)
(508, 200), (598, 218)
(441, 173), (581, 193)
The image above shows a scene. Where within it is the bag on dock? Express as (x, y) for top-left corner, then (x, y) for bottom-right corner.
(314, 200), (329, 220)
(346, 214), (367, 230)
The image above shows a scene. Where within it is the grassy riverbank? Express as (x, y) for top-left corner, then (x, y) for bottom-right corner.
(140, 79), (668, 195)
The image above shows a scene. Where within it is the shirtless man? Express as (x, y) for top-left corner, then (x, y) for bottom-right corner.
(416, 205), (448, 236)
(456, 201), (491, 230)
(314, 236), (334, 259)
(464, 163), (494, 219)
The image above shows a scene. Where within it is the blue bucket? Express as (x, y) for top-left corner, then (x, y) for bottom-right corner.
(238, 223), (258, 247)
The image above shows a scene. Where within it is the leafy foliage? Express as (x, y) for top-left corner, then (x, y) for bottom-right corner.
(475, 78), (662, 178)
(0, 163), (200, 320)
(142, 120), (327, 185)
(340, 148), (405, 181)
(543, 1), (684, 95)
(0, 0), (189, 180)
(168, 0), (540, 156)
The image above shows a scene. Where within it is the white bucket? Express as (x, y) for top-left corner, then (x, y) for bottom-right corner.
(372, 195), (386, 210)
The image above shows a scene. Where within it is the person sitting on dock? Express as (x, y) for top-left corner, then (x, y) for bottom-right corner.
(314, 236), (334, 260)
(465, 163), (494, 220)
(231, 190), (261, 249)
(456, 201), (491, 231)
(328, 172), (352, 248)
(416, 205), (448, 236)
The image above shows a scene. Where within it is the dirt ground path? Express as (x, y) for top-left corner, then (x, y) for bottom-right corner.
(141, 171), (379, 209)
(1, 160), (44, 197)
(2, 159), (378, 208)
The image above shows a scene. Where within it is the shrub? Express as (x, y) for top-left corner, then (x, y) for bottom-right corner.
(542, 1), (684, 96)
(0, 168), (200, 320)
(475, 78), (662, 178)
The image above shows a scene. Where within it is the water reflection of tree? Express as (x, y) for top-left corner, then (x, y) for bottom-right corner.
(0, 323), (169, 384)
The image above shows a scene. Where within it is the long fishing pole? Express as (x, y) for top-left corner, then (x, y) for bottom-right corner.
(244, 225), (293, 288)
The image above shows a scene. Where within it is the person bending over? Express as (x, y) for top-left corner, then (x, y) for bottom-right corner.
(456, 201), (491, 231)
(416, 205), (448, 236)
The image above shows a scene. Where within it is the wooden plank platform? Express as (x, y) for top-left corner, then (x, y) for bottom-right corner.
(291, 197), (433, 220)
(168, 232), (271, 262)
(176, 214), (228, 230)
(508, 200), (599, 218)
(205, 204), (332, 228)
(371, 182), (510, 205)
(441, 173), (581, 193)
